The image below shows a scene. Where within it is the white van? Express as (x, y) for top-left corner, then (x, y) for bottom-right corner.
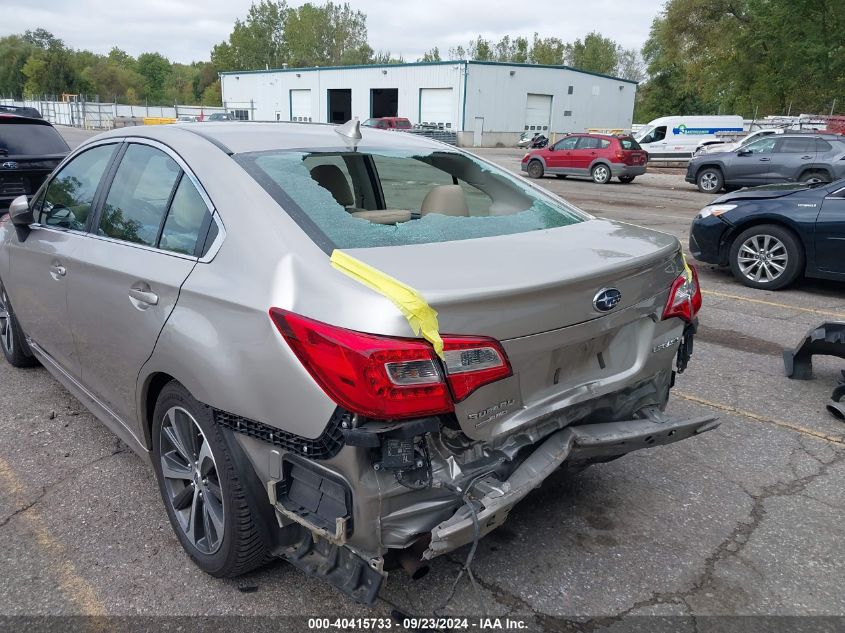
(635, 115), (744, 160)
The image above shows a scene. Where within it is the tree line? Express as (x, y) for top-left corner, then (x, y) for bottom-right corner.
(1, 0), (841, 121)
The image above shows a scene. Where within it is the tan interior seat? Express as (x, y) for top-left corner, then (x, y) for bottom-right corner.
(310, 164), (355, 207)
(420, 185), (469, 217)
(349, 209), (412, 225)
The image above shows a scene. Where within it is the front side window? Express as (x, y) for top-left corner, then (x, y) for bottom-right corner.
(37, 144), (117, 229)
(744, 138), (778, 154)
(639, 126), (666, 144)
(99, 144), (180, 246)
(554, 137), (578, 150)
(236, 146), (586, 250)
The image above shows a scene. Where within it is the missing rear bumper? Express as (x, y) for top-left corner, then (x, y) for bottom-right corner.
(424, 412), (719, 559)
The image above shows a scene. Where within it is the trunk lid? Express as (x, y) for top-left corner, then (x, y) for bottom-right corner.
(0, 154), (64, 201)
(348, 219), (681, 341)
(347, 219), (684, 439)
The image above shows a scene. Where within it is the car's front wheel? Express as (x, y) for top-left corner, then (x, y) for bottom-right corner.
(526, 160), (544, 179)
(0, 279), (39, 368)
(696, 167), (724, 193)
(729, 224), (804, 290)
(152, 381), (272, 577)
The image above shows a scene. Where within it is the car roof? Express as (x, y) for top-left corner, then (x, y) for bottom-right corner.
(0, 114), (53, 126)
(92, 121), (445, 155)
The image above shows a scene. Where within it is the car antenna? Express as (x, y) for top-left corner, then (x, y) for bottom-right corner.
(335, 117), (362, 150)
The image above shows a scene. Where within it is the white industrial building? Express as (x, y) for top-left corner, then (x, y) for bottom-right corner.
(219, 61), (637, 147)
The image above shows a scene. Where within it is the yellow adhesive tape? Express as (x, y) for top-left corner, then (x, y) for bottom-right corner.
(330, 249), (444, 358)
(681, 251), (693, 279)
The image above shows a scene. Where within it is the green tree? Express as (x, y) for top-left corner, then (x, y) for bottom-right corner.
(211, 0), (288, 71)
(136, 52), (172, 102)
(284, 2), (371, 66)
(21, 40), (78, 97)
(0, 35), (36, 96)
(568, 31), (619, 75)
(529, 33), (566, 65)
(419, 47), (441, 62)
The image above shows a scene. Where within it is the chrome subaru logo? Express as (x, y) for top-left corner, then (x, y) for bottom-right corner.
(1, 161), (18, 170)
(593, 288), (622, 312)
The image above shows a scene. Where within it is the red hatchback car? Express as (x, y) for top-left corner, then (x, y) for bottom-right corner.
(522, 133), (648, 184)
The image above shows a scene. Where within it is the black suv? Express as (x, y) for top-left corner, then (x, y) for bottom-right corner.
(686, 133), (845, 193)
(0, 115), (69, 212)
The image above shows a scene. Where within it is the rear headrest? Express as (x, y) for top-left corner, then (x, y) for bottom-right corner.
(420, 185), (469, 217)
(310, 164), (354, 207)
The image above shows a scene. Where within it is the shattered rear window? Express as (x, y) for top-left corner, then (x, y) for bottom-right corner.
(235, 147), (586, 251)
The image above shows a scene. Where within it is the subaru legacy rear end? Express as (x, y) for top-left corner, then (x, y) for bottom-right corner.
(162, 126), (716, 603)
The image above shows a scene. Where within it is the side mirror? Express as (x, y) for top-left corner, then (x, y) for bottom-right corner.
(547, 145), (555, 151)
(8, 195), (33, 241)
(737, 148), (752, 156)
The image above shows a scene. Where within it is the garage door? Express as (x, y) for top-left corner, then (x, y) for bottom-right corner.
(290, 89), (312, 122)
(525, 93), (552, 132)
(420, 88), (453, 129)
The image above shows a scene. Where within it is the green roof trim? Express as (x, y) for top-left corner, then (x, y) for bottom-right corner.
(218, 59), (638, 85)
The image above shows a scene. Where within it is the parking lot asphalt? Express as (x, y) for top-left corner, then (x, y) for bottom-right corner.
(1, 128), (844, 629)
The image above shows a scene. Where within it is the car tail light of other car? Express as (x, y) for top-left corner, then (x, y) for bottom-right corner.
(662, 264), (702, 323)
(269, 309), (512, 419)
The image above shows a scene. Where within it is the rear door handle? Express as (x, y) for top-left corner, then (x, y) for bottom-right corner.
(128, 288), (159, 306)
(801, 155), (813, 159)
(759, 157), (772, 162)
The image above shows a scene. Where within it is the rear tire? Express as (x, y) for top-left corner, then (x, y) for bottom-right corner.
(697, 167), (724, 193)
(729, 224), (804, 290)
(526, 160), (544, 179)
(591, 164), (611, 184)
(618, 175), (636, 184)
(799, 170), (830, 184)
(0, 279), (39, 368)
(152, 381), (272, 577)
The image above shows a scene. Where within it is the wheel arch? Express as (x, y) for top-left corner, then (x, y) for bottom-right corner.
(721, 217), (809, 270)
(140, 371), (179, 449)
(799, 166), (833, 181)
(694, 163), (724, 180)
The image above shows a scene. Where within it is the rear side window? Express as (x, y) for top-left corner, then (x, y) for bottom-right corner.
(37, 144), (116, 229)
(813, 139), (832, 152)
(778, 138), (815, 153)
(576, 136), (607, 150)
(0, 122), (69, 156)
(159, 176), (210, 256)
(619, 137), (641, 150)
(395, 119), (412, 129)
(99, 144), (180, 246)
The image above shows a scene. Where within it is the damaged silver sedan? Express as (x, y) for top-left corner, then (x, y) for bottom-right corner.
(0, 121), (716, 603)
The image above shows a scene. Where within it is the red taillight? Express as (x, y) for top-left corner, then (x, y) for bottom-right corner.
(269, 310), (512, 419)
(662, 264), (703, 322)
(616, 150), (626, 161)
(441, 336), (512, 402)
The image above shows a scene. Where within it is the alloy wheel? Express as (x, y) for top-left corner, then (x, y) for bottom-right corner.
(699, 172), (720, 192)
(593, 165), (610, 183)
(0, 285), (13, 355)
(737, 234), (788, 284)
(159, 406), (225, 555)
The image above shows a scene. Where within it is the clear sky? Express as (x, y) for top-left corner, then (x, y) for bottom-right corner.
(0, 0), (666, 64)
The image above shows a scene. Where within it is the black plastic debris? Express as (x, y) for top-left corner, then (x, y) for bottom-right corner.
(783, 322), (845, 380)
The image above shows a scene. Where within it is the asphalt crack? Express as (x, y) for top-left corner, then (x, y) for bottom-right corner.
(0, 448), (129, 529)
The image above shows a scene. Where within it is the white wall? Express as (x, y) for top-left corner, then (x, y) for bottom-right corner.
(220, 63), (465, 126)
(464, 62), (637, 135)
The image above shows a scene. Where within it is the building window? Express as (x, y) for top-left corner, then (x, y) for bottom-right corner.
(232, 109), (249, 121)
(563, 110), (572, 117)
(567, 85), (574, 95)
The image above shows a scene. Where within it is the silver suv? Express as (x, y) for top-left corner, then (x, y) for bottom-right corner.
(0, 122), (716, 603)
(687, 133), (845, 193)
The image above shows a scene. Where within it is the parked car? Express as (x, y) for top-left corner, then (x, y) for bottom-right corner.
(0, 104), (43, 118)
(522, 133), (648, 184)
(689, 178), (845, 289)
(206, 112), (234, 121)
(686, 133), (845, 193)
(694, 128), (784, 157)
(362, 117), (412, 130)
(176, 115), (198, 123)
(635, 115), (744, 160)
(0, 122), (714, 604)
(0, 114), (70, 213)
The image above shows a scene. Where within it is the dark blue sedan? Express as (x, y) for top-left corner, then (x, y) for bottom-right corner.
(689, 179), (845, 289)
